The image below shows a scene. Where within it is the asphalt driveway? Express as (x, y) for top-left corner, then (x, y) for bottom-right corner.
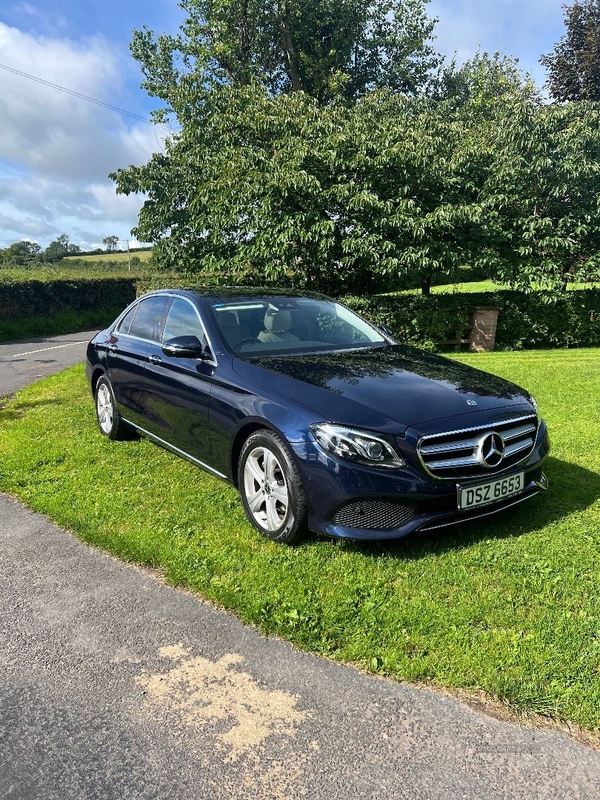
(0, 330), (100, 398)
(1, 332), (599, 799)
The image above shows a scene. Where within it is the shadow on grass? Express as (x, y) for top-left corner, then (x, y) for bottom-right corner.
(0, 398), (57, 422)
(330, 456), (600, 559)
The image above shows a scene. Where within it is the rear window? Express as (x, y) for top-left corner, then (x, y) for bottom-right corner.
(123, 296), (171, 342)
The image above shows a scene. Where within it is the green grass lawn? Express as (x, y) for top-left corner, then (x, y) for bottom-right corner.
(387, 279), (600, 295)
(1, 350), (600, 730)
(71, 249), (153, 264)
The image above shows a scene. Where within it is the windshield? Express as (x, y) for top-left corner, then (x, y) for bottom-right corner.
(210, 296), (387, 356)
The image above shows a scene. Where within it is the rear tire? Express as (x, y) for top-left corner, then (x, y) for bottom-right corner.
(238, 430), (307, 544)
(94, 375), (133, 441)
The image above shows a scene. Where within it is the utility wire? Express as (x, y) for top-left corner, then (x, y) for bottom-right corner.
(0, 62), (170, 128)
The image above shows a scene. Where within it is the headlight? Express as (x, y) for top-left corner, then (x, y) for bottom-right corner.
(310, 424), (406, 469)
(529, 395), (541, 421)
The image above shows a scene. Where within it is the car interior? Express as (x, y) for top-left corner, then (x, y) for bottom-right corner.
(211, 299), (383, 355)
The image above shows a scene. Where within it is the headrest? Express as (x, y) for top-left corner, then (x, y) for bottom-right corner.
(264, 309), (292, 333)
(218, 311), (238, 329)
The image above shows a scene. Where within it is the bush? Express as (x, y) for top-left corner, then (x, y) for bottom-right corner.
(3, 273), (598, 351)
(343, 289), (600, 350)
(0, 277), (137, 325)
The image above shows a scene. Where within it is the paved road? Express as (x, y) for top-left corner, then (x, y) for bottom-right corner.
(0, 331), (99, 398)
(1, 333), (600, 799)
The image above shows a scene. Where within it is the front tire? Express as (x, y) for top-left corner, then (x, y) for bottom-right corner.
(238, 430), (307, 544)
(94, 375), (132, 441)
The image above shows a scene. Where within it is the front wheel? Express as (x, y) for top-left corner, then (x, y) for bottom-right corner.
(238, 430), (307, 544)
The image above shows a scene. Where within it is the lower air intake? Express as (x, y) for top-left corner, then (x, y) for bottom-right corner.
(333, 500), (415, 530)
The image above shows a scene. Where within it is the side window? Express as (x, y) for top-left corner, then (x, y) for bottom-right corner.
(117, 304), (137, 334)
(128, 296), (170, 342)
(162, 297), (208, 348)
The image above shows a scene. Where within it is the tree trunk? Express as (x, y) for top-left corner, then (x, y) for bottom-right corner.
(280, 7), (303, 92)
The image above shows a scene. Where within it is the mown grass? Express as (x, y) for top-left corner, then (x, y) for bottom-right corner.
(388, 279), (600, 295)
(433, 280), (600, 293)
(69, 249), (153, 264)
(1, 350), (600, 729)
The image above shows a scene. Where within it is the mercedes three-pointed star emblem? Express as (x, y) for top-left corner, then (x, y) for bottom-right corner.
(476, 432), (505, 468)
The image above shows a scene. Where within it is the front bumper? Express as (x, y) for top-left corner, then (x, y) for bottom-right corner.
(290, 423), (550, 541)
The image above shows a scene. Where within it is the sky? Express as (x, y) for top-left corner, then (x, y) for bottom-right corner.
(0, 0), (568, 252)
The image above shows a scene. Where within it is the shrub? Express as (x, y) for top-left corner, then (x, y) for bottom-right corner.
(343, 289), (600, 350)
(0, 277), (137, 324)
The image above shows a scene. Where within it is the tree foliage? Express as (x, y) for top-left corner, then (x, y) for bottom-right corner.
(0, 240), (41, 266)
(132, 0), (440, 110)
(113, 1), (600, 295)
(480, 101), (600, 291)
(541, 0), (600, 102)
(103, 235), (119, 252)
(114, 83), (511, 293)
(435, 50), (540, 108)
(0, 235), (84, 265)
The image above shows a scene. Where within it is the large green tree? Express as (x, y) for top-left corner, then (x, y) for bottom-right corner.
(113, 0), (450, 290)
(132, 0), (440, 110)
(114, 86), (497, 293)
(541, 0), (600, 102)
(113, 1), (600, 295)
(480, 100), (600, 290)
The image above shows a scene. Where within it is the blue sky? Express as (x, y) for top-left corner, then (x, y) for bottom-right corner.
(0, 0), (567, 251)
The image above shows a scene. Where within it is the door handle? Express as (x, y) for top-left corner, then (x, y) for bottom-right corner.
(149, 354), (162, 365)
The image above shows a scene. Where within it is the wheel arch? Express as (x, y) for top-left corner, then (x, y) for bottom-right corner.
(90, 366), (107, 396)
(230, 421), (289, 488)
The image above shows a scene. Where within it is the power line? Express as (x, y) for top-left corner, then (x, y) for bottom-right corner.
(0, 62), (170, 128)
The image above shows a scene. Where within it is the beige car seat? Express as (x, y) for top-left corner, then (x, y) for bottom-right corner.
(257, 309), (299, 343)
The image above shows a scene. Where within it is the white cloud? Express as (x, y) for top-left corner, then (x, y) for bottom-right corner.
(0, 21), (158, 249)
(429, 0), (566, 86)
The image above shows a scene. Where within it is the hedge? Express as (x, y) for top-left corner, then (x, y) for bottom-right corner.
(0, 277), (137, 324)
(1, 274), (599, 350)
(343, 289), (600, 350)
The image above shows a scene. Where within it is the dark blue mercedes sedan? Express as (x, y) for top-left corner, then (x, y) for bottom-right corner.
(85, 288), (549, 543)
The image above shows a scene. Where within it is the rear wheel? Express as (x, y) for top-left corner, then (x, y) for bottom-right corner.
(94, 375), (132, 441)
(238, 430), (307, 544)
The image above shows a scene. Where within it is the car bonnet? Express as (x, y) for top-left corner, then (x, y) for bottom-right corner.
(232, 345), (530, 435)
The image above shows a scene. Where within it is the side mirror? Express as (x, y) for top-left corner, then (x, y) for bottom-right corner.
(162, 335), (211, 359)
(377, 324), (394, 338)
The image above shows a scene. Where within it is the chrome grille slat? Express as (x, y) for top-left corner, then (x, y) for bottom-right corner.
(427, 456), (479, 470)
(419, 436), (482, 455)
(502, 424), (537, 442)
(504, 438), (534, 457)
(417, 414), (538, 480)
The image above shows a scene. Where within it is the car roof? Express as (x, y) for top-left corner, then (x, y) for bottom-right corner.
(142, 286), (330, 304)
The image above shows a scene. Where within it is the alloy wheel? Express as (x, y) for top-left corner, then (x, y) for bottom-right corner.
(243, 445), (290, 531)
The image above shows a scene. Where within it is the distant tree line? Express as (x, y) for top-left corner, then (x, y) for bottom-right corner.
(0, 234), (131, 266)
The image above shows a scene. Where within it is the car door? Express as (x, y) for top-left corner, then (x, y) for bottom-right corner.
(106, 295), (170, 429)
(141, 295), (217, 470)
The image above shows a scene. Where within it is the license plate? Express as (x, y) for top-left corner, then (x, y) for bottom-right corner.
(458, 473), (525, 511)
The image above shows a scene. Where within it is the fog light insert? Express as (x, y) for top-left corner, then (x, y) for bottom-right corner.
(333, 500), (415, 530)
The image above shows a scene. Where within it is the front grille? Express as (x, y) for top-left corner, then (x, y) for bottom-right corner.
(332, 500), (415, 530)
(417, 414), (538, 480)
